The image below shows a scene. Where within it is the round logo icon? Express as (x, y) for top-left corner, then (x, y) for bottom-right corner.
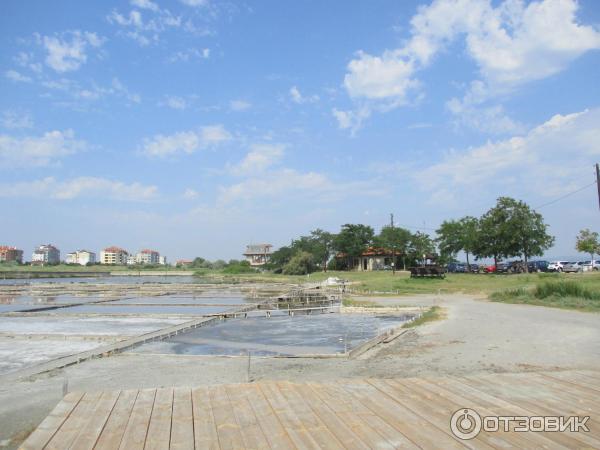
(450, 408), (482, 440)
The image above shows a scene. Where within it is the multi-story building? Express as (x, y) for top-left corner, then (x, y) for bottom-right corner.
(31, 244), (60, 264)
(243, 244), (273, 266)
(159, 256), (167, 265)
(100, 246), (128, 265)
(135, 249), (160, 265)
(65, 250), (96, 266)
(0, 246), (23, 264)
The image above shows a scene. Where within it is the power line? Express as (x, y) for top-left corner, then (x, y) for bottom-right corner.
(533, 181), (596, 210)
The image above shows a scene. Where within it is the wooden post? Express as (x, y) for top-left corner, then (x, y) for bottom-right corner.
(596, 163), (600, 211)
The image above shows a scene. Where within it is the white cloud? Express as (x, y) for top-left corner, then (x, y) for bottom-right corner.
(289, 86), (319, 104)
(130, 0), (159, 12)
(5, 70), (32, 83)
(332, 107), (371, 135)
(183, 188), (199, 199)
(179, 0), (208, 7)
(230, 100), (251, 111)
(0, 177), (157, 201)
(1, 111), (33, 129)
(0, 129), (85, 168)
(415, 108), (600, 202)
(163, 95), (187, 110)
(142, 125), (231, 157)
(42, 77), (141, 105)
(339, 0), (600, 129)
(41, 31), (105, 72)
(230, 143), (285, 175)
(219, 169), (331, 203)
(168, 48), (210, 62)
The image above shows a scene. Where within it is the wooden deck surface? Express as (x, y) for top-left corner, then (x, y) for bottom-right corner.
(21, 370), (600, 449)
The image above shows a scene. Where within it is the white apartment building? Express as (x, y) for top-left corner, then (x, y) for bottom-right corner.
(65, 250), (96, 266)
(31, 244), (60, 264)
(135, 249), (160, 264)
(100, 246), (128, 265)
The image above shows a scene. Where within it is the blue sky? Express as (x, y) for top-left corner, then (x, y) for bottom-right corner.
(1, 0), (600, 261)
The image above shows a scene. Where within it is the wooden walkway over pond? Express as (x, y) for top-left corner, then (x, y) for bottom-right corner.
(21, 370), (600, 449)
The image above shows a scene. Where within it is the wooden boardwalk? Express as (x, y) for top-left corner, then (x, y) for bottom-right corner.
(21, 370), (600, 449)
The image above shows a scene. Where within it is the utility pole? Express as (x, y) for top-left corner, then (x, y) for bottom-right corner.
(390, 213), (395, 275)
(596, 163), (600, 211)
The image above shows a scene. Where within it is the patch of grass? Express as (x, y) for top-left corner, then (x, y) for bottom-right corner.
(490, 280), (600, 312)
(402, 306), (445, 328)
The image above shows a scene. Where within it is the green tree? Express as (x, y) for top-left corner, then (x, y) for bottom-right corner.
(282, 251), (316, 275)
(408, 231), (435, 265)
(473, 197), (554, 272)
(374, 225), (412, 269)
(436, 216), (479, 266)
(576, 229), (600, 261)
(334, 224), (374, 270)
(268, 246), (295, 270)
(307, 229), (336, 272)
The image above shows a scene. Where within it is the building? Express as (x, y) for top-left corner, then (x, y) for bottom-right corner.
(65, 250), (96, 266)
(136, 249), (160, 265)
(337, 247), (403, 271)
(159, 256), (167, 265)
(176, 259), (193, 267)
(0, 246), (23, 264)
(31, 244), (60, 264)
(243, 244), (273, 266)
(100, 246), (128, 265)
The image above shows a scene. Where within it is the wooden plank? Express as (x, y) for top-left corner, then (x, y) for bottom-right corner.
(394, 377), (572, 449)
(191, 386), (219, 450)
(118, 388), (156, 450)
(309, 381), (416, 449)
(433, 376), (599, 450)
(20, 392), (84, 450)
(276, 381), (345, 449)
(70, 390), (121, 450)
(209, 384), (245, 449)
(94, 390), (139, 450)
(242, 382), (296, 449)
(293, 382), (370, 450)
(259, 382), (322, 449)
(170, 387), (195, 450)
(339, 380), (465, 449)
(224, 384), (271, 449)
(542, 370), (600, 393)
(145, 387), (174, 450)
(45, 391), (103, 450)
(369, 379), (496, 450)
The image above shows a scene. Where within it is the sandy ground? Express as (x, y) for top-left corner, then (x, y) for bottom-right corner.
(1, 293), (599, 448)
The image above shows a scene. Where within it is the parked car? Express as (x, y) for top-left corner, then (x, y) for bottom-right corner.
(447, 263), (467, 273)
(547, 261), (569, 272)
(527, 260), (549, 272)
(582, 261), (600, 271)
(469, 264), (480, 273)
(563, 262), (584, 273)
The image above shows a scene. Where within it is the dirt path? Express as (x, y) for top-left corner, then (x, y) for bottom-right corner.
(1, 294), (599, 448)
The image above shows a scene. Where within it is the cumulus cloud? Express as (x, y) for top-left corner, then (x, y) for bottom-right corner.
(179, 0), (208, 7)
(5, 70), (32, 83)
(289, 86), (319, 104)
(108, 4), (183, 46)
(168, 47), (210, 62)
(142, 125), (231, 157)
(230, 143), (285, 175)
(415, 108), (600, 202)
(183, 188), (200, 199)
(41, 31), (105, 72)
(338, 0), (600, 130)
(162, 95), (187, 110)
(0, 129), (85, 168)
(0, 177), (157, 201)
(230, 100), (251, 111)
(1, 111), (33, 129)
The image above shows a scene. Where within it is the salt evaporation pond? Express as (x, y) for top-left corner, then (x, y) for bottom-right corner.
(50, 304), (234, 315)
(131, 313), (415, 357)
(111, 295), (250, 306)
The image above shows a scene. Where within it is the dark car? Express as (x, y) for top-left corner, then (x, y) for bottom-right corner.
(447, 263), (468, 273)
(469, 264), (480, 273)
(527, 260), (549, 272)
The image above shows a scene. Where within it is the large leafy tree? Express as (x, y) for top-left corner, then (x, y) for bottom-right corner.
(474, 197), (554, 271)
(374, 225), (412, 269)
(408, 231), (435, 265)
(307, 229), (336, 272)
(575, 229), (600, 261)
(436, 216), (479, 266)
(334, 224), (374, 269)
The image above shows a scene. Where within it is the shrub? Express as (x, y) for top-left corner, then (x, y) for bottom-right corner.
(534, 281), (599, 300)
(282, 251), (316, 275)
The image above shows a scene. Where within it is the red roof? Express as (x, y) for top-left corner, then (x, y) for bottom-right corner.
(0, 246), (20, 251)
(104, 246), (127, 253)
(140, 249), (159, 254)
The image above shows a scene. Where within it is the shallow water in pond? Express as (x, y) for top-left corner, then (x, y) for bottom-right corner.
(130, 313), (415, 356)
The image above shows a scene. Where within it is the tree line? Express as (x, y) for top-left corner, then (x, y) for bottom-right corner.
(272, 196), (555, 275)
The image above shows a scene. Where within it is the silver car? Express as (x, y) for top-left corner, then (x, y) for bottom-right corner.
(562, 262), (584, 273)
(547, 261), (569, 272)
